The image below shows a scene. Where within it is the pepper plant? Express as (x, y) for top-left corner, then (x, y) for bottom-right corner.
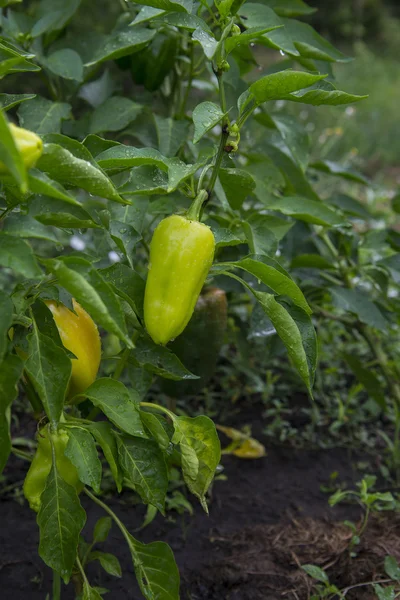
(0, 0), (393, 597)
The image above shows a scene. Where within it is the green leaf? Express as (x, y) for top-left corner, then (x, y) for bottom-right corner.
(109, 221), (141, 267)
(192, 27), (218, 59)
(31, 196), (99, 229)
(84, 379), (146, 437)
(154, 115), (189, 158)
(278, 297), (317, 386)
(373, 585), (395, 600)
(25, 325), (72, 424)
(266, 196), (345, 226)
(42, 257), (132, 346)
(242, 216), (278, 256)
(218, 168), (256, 210)
(158, 12), (212, 33)
(0, 93), (36, 111)
(291, 254), (334, 270)
(100, 263), (145, 319)
(89, 551), (122, 578)
(238, 4), (298, 56)
(225, 25), (282, 55)
(37, 143), (124, 204)
(37, 464), (86, 584)
(65, 427), (102, 493)
(192, 102), (225, 144)
(0, 109), (27, 191)
(302, 564), (328, 583)
(172, 415), (220, 512)
(0, 43), (40, 76)
(0, 232), (42, 278)
(127, 536), (180, 600)
(84, 26), (156, 66)
(331, 287), (388, 331)
(18, 97), (71, 134)
(93, 516), (112, 543)
(271, 114), (310, 172)
(117, 435), (168, 512)
(90, 97), (143, 134)
(83, 134), (120, 157)
(212, 227), (245, 249)
(118, 165), (169, 196)
(328, 193), (371, 219)
(282, 18), (349, 62)
(0, 354), (23, 474)
(310, 160), (369, 185)
(284, 80), (367, 106)
(244, 159), (285, 201)
(262, 0), (315, 17)
(0, 291), (13, 363)
(46, 49), (83, 82)
(82, 583), (103, 600)
(140, 412), (171, 451)
(251, 214), (294, 241)
(89, 422), (123, 492)
(262, 142), (320, 201)
(30, 0), (81, 37)
(226, 271), (315, 392)
(96, 145), (170, 174)
(132, 335), (199, 381)
(3, 213), (58, 242)
(243, 70), (326, 110)
(129, 0), (192, 11)
(342, 353), (385, 409)
(130, 6), (166, 25)
(28, 169), (81, 205)
(224, 257), (311, 314)
(384, 556), (400, 581)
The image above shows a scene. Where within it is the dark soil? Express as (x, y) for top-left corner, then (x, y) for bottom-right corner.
(0, 405), (397, 600)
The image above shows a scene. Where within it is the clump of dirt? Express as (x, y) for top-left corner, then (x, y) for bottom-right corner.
(186, 514), (400, 600)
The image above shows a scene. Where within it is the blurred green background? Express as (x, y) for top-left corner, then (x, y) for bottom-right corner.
(303, 0), (400, 180)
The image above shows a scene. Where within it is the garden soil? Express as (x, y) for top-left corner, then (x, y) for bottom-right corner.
(1, 405), (398, 600)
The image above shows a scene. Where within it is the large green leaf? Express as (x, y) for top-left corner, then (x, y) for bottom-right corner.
(65, 427), (102, 493)
(132, 335), (199, 381)
(0, 354), (23, 474)
(25, 323), (72, 424)
(0, 233), (42, 278)
(38, 464), (86, 584)
(18, 96), (71, 134)
(117, 435), (168, 512)
(172, 415), (220, 512)
(282, 18), (349, 62)
(218, 168), (256, 210)
(284, 80), (368, 106)
(83, 379), (146, 437)
(192, 101), (225, 144)
(45, 49), (83, 82)
(330, 287), (388, 331)
(89, 422), (123, 492)
(0, 93), (36, 111)
(241, 70), (326, 112)
(37, 143), (124, 204)
(84, 26), (156, 66)
(221, 257), (311, 314)
(90, 97), (143, 134)
(129, 0), (192, 12)
(128, 536), (180, 600)
(266, 196), (345, 226)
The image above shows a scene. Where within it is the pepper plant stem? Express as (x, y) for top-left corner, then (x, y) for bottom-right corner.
(52, 570), (61, 600)
(207, 128), (229, 196)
